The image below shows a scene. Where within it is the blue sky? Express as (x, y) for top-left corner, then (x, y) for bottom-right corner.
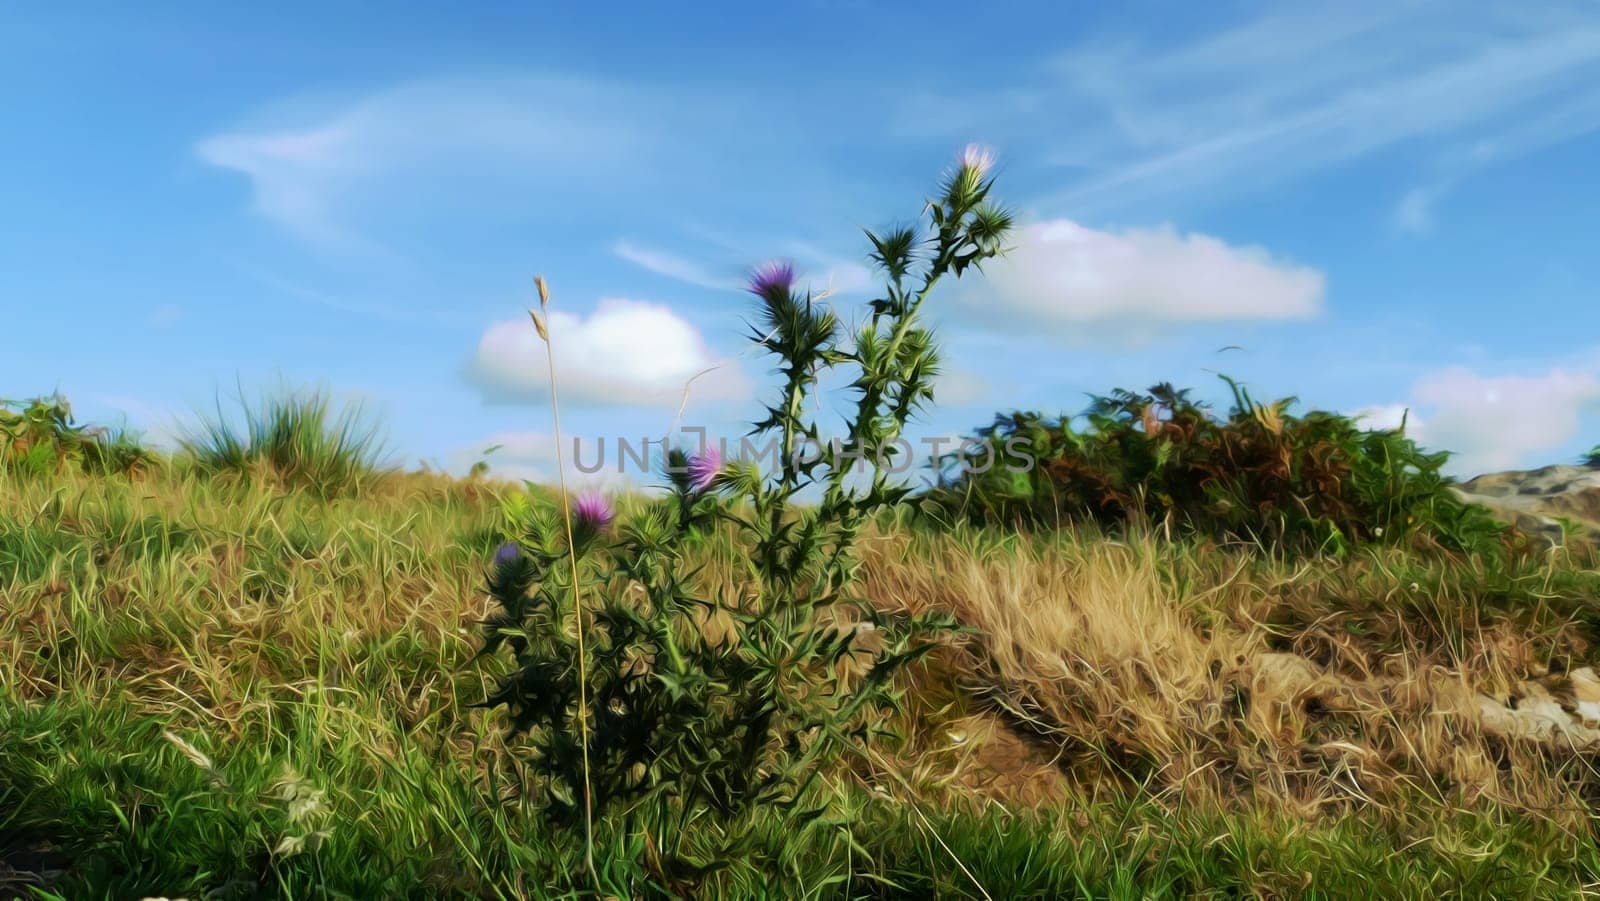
(4, 1), (1599, 482)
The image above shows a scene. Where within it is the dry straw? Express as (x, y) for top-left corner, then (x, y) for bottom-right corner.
(528, 274), (598, 882)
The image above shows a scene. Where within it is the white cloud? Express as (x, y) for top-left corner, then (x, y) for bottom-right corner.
(932, 364), (990, 407)
(961, 219), (1324, 331)
(1407, 367), (1600, 474)
(466, 298), (748, 409)
(1359, 367), (1600, 475)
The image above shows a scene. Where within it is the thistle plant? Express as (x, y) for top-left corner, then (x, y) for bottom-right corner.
(474, 148), (1011, 885)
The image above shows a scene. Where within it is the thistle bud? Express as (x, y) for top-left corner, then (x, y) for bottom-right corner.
(960, 143), (995, 177)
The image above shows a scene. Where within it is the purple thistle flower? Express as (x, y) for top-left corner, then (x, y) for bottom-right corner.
(493, 541), (521, 567)
(687, 444), (722, 494)
(748, 261), (795, 298)
(572, 490), (615, 534)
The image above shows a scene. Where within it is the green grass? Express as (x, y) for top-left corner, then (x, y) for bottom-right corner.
(3, 689), (1592, 898)
(4, 693), (1592, 898)
(180, 387), (391, 498)
(3, 466), (1599, 898)
(864, 800), (1596, 899)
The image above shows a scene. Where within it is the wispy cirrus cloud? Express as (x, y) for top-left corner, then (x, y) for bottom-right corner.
(197, 76), (666, 254)
(228, 259), (480, 328)
(898, 4), (1600, 221)
(1391, 84), (1600, 233)
(196, 74), (871, 260)
(612, 241), (741, 292)
(615, 236), (877, 299)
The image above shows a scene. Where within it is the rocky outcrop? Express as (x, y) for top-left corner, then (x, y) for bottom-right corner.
(1453, 464), (1600, 546)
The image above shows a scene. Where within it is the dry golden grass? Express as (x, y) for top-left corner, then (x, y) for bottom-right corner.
(862, 526), (1600, 833)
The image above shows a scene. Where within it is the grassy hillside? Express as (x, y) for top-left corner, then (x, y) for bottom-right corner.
(4, 464), (1600, 898)
(6, 160), (1600, 897)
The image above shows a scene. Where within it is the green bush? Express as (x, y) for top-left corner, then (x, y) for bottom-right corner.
(181, 388), (390, 498)
(0, 395), (155, 477)
(926, 377), (1511, 556)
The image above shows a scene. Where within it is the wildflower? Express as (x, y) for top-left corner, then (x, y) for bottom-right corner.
(960, 143), (995, 177)
(748, 260), (795, 298)
(493, 541), (520, 568)
(573, 490), (615, 535)
(687, 444), (722, 494)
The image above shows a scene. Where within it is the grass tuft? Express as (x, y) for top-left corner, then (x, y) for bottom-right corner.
(181, 387), (391, 498)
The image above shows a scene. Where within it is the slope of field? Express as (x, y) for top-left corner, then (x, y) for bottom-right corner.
(3, 468), (1600, 898)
